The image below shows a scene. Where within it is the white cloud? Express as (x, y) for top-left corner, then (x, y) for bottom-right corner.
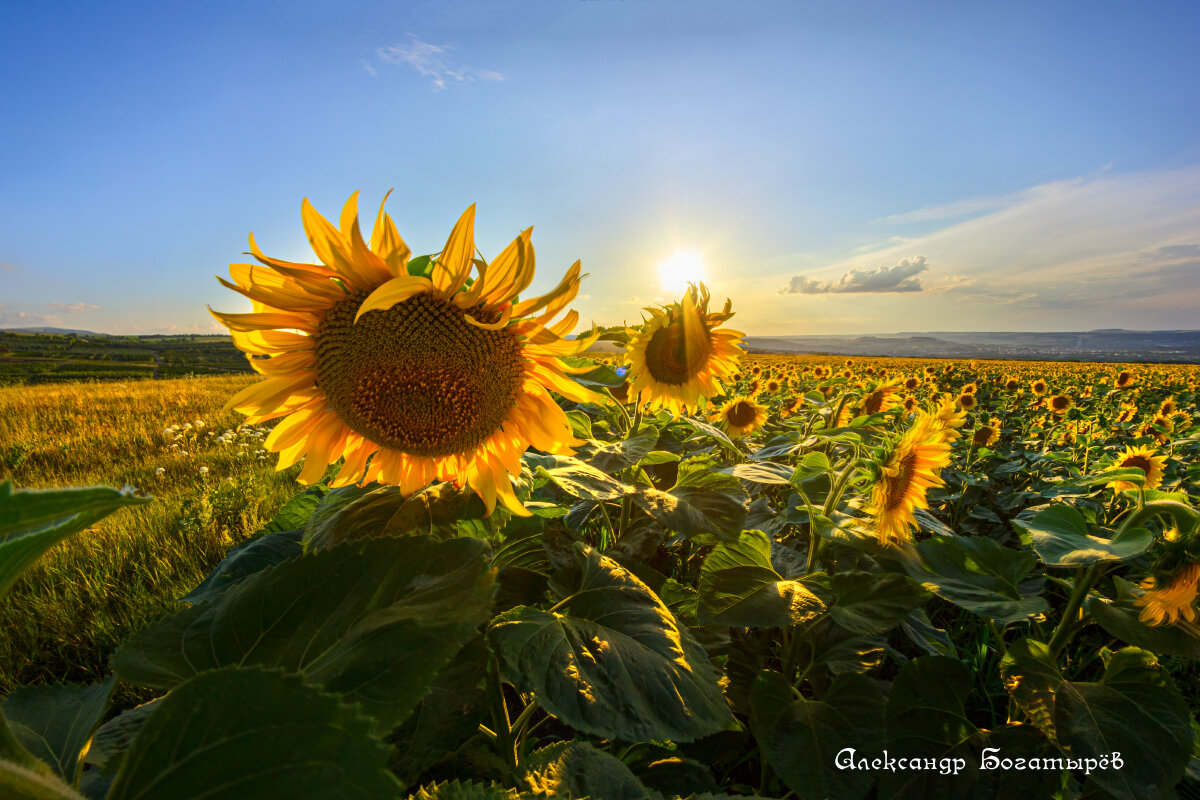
(779, 256), (928, 294)
(48, 302), (100, 313)
(374, 35), (505, 91)
(0, 310), (60, 328)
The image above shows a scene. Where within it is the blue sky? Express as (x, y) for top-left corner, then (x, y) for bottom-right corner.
(2, 0), (1198, 335)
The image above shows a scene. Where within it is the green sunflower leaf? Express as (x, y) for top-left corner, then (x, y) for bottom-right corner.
(488, 544), (736, 742)
(106, 667), (399, 800)
(113, 536), (495, 735)
(697, 530), (825, 627)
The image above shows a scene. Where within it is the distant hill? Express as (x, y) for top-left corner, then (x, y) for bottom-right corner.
(742, 330), (1200, 363)
(1, 327), (107, 336)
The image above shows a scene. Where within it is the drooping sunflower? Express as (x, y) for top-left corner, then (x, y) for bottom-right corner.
(1136, 562), (1200, 626)
(867, 412), (952, 546)
(1107, 445), (1166, 491)
(973, 418), (1001, 447)
(931, 394), (968, 442)
(860, 379), (902, 415)
(624, 283), (743, 416)
(211, 193), (606, 516)
(710, 395), (768, 439)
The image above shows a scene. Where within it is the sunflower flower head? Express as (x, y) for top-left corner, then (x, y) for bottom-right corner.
(624, 283), (744, 416)
(867, 411), (952, 546)
(1136, 561), (1200, 626)
(710, 395), (768, 439)
(931, 394), (968, 443)
(211, 193), (607, 517)
(973, 417), (1001, 447)
(1106, 445), (1166, 492)
(860, 379), (903, 416)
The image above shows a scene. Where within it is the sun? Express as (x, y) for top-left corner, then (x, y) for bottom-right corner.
(658, 252), (706, 294)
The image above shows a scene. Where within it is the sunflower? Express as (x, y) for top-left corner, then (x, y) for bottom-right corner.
(903, 376), (921, 391)
(1116, 370), (1136, 389)
(973, 418), (1000, 447)
(867, 412), (952, 546)
(1115, 404), (1138, 423)
(860, 379), (902, 415)
(902, 394), (919, 412)
(779, 395), (804, 418)
(624, 283), (743, 416)
(1049, 394), (1072, 414)
(961, 382), (978, 395)
(957, 392), (978, 411)
(764, 378), (782, 394)
(1002, 376), (1020, 392)
(931, 394), (968, 442)
(1160, 396), (1178, 416)
(1031, 379), (1048, 395)
(211, 193), (606, 516)
(711, 396), (767, 439)
(1136, 562), (1200, 626)
(1107, 445), (1166, 491)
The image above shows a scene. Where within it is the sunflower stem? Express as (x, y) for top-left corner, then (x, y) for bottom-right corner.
(1047, 564), (1102, 658)
(487, 654), (519, 771)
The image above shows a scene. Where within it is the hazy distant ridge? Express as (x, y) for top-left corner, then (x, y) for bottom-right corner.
(744, 329), (1200, 363)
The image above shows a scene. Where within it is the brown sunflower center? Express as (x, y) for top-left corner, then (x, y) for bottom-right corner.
(1052, 395), (1070, 410)
(643, 317), (712, 385)
(725, 400), (759, 427)
(973, 426), (996, 446)
(883, 451), (919, 511)
(1121, 455), (1152, 475)
(863, 389), (888, 414)
(314, 291), (524, 458)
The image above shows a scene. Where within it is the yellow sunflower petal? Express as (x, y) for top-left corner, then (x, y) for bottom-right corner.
(354, 275), (435, 322)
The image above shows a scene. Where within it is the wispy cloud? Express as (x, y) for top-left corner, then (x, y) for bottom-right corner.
(48, 302), (100, 313)
(779, 256), (928, 295)
(0, 309), (60, 328)
(373, 35), (505, 91)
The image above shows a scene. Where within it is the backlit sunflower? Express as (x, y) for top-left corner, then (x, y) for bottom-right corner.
(860, 379), (902, 415)
(211, 193), (606, 516)
(1107, 445), (1166, 491)
(1136, 562), (1200, 626)
(624, 283), (743, 416)
(867, 411), (952, 546)
(710, 395), (768, 439)
(931, 394), (967, 442)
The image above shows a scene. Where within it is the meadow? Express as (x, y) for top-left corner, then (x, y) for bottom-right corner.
(3, 354), (1200, 799)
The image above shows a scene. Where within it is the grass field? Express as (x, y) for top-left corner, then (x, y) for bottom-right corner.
(0, 375), (299, 703)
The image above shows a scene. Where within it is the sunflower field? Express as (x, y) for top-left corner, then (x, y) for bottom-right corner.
(4, 197), (1200, 800)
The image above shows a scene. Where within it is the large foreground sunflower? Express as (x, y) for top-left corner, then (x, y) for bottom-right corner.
(624, 283), (744, 415)
(211, 193), (606, 516)
(867, 412), (952, 546)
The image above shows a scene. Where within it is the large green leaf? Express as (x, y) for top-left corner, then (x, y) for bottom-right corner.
(178, 529), (303, 605)
(1013, 505), (1152, 566)
(0, 481), (149, 601)
(488, 544), (735, 742)
(999, 638), (1062, 745)
(408, 781), (519, 800)
(719, 462), (794, 485)
(0, 760), (85, 800)
(750, 670), (885, 800)
(697, 530), (825, 627)
(827, 571), (927, 636)
(632, 464), (749, 542)
(880, 656), (983, 799)
(3, 677), (114, 785)
(304, 482), (490, 549)
(529, 454), (632, 501)
(257, 484), (327, 534)
(1054, 648), (1192, 800)
(114, 536), (495, 734)
(106, 667), (399, 799)
(577, 427), (660, 473)
(1088, 595), (1200, 658)
(519, 741), (648, 800)
(904, 535), (1048, 624)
